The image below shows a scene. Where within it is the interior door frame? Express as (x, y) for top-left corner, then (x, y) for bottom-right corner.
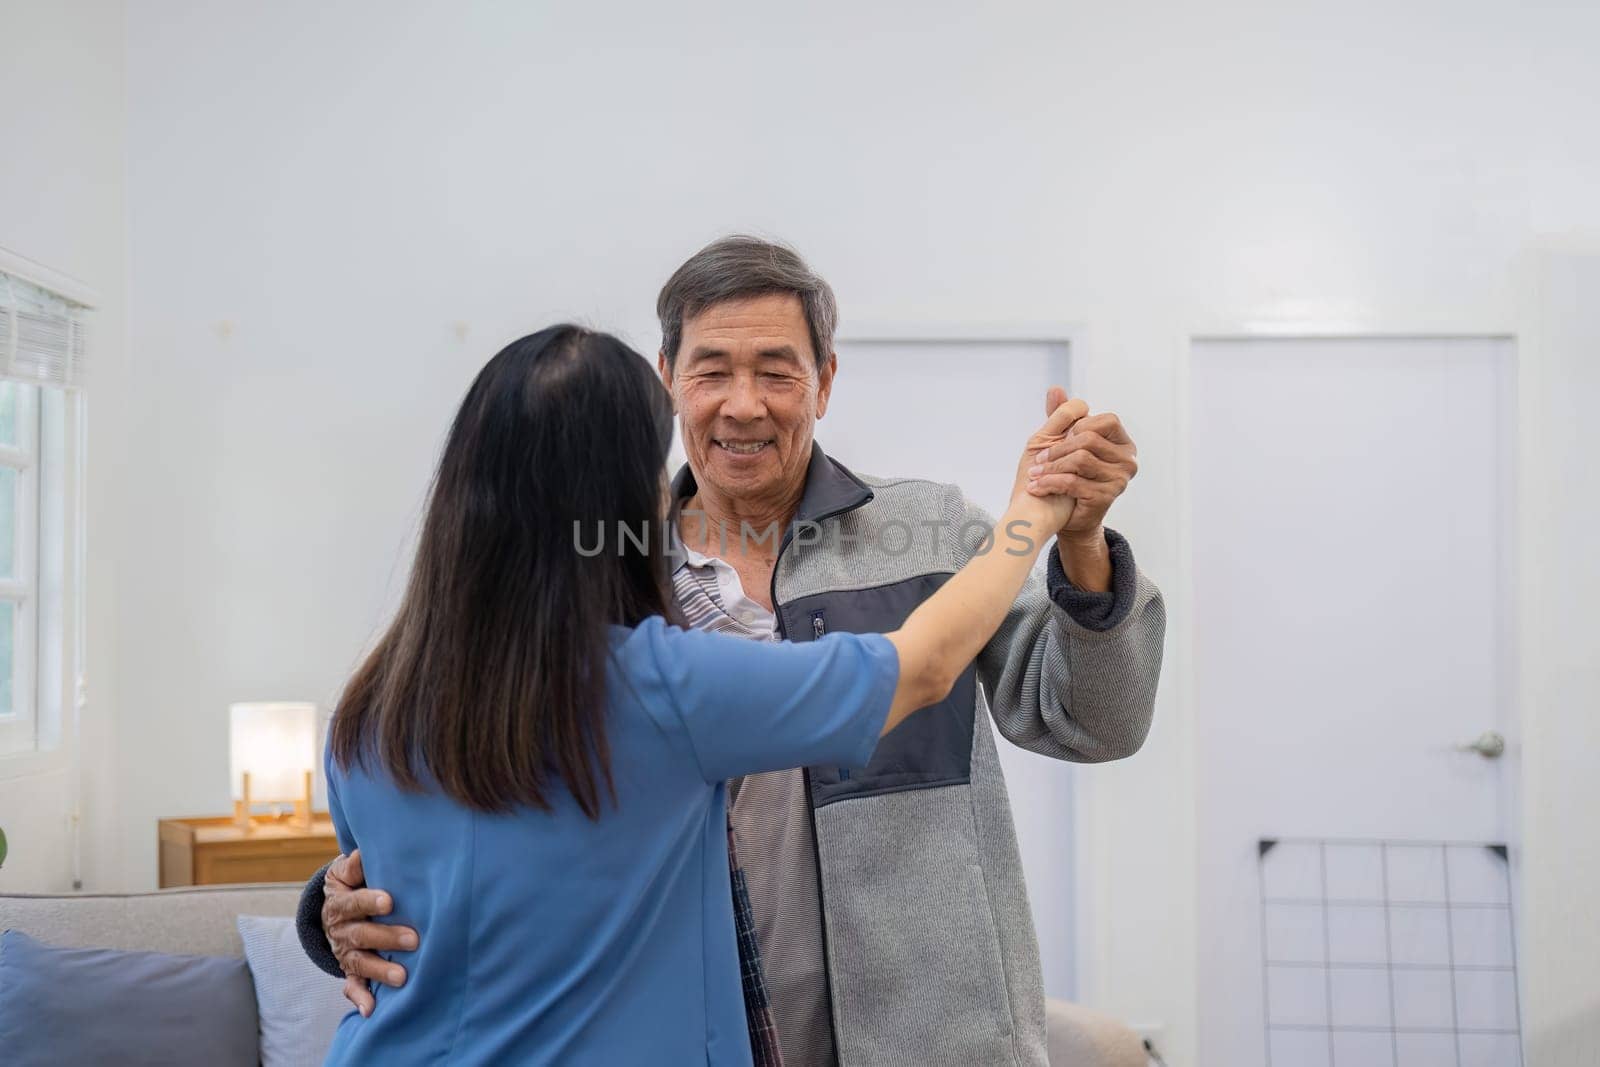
(833, 320), (1094, 997)
(1179, 326), (1523, 1063)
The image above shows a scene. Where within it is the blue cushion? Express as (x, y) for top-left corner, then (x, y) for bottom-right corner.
(0, 929), (259, 1066)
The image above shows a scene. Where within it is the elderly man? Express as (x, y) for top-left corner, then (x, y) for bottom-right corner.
(297, 236), (1165, 1066)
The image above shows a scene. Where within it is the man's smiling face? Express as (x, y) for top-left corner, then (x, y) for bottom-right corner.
(663, 292), (835, 515)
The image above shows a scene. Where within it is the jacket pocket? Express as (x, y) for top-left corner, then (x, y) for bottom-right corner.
(958, 862), (1015, 1038)
(784, 575), (978, 808)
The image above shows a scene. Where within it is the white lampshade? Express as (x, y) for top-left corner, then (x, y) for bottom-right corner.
(229, 702), (317, 802)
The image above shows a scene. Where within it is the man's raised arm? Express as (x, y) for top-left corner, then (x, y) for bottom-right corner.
(966, 393), (1165, 761)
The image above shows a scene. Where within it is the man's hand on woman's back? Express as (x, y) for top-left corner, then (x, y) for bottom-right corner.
(322, 849), (418, 1016)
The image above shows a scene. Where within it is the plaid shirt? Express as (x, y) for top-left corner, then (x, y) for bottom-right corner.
(730, 825), (784, 1066)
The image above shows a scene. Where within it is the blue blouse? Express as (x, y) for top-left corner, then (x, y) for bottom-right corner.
(323, 616), (899, 1066)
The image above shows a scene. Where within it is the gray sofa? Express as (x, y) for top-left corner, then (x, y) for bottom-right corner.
(0, 885), (1146, 1066)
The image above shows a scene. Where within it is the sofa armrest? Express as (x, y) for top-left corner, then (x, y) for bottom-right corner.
(1045, 997), (1147, 1067)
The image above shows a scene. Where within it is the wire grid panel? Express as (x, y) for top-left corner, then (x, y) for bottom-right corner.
(1258, 838), (1522, 1067)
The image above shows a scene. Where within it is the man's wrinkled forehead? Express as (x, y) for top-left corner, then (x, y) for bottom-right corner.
(677, 294), (817, 370)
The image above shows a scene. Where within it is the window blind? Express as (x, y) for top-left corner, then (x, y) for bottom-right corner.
(0, 270), (89, 389)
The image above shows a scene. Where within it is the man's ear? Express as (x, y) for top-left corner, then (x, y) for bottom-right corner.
(657, 350), (676, 410)
(815, 349), (838, 420)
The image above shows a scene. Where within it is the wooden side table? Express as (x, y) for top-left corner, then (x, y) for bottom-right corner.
(158, 814), (341, 888)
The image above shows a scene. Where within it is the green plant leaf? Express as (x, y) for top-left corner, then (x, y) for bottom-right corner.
(0, 825), (7, 867)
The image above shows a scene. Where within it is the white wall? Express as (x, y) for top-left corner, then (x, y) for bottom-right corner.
(114, 2), (1600, 1061)
(0, 0), (126, 893)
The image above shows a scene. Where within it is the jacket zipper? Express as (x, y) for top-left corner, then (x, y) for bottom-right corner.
(801, 767), (841, 1061)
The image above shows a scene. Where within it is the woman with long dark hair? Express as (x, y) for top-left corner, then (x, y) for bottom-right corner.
(323, 324), (1079, 1065)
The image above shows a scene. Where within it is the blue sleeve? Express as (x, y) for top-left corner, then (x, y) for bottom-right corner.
(637, 618), (899, 785)
(325, 736), (357, 856)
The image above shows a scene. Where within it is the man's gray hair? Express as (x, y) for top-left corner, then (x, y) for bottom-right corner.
(656, 235), (838, 371)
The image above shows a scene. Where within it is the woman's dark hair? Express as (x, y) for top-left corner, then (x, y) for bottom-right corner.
(330, 325), (678, 819)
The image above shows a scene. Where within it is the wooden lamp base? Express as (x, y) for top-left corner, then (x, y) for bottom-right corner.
(233, 770), (314, 834)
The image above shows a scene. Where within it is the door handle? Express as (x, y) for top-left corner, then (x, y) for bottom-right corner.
(1456, 731), (1506, 759)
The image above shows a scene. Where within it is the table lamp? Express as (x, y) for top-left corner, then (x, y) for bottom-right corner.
(229, 701), (317, 832)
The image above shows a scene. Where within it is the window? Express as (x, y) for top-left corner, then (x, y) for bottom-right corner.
(0, 265), (87, 759)
(0, 382), (40, 751)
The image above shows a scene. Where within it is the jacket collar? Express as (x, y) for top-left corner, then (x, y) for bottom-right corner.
(669, 440), (874, 530)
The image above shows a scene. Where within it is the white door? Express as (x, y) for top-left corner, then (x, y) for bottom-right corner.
(1517, 251), (1600, 1063)
(823, 336), (1082, 1001)
(1191, 337), (1520, 1067)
